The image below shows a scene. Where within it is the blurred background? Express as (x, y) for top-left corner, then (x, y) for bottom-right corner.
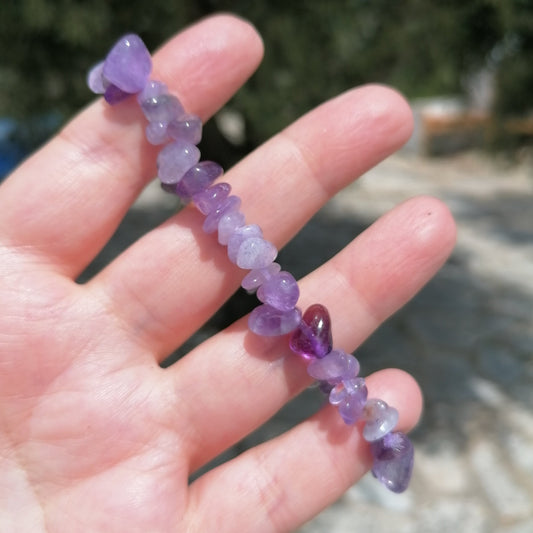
(1, 1), (533, 532)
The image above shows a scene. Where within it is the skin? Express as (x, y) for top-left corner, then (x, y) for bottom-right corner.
(0, 14), (456, 533)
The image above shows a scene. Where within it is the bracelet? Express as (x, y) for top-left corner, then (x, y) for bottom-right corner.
(87, 33), (414, 493)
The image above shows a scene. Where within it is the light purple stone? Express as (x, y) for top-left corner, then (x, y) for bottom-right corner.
(175, 161), (224, 202)
(157, 139), (200, 185)
(168, 114), (202, 144)
(227, 225), (263, 263)
(137, 80), (168, 103)
(363, 399), (399, 442)
(241, 263), (281, 291)
(87, 61), (106, 93)
(141, 94), (184, 123)
(257, 271), (299, 311)
(236, 237), (278, 270)
(103, 34), (151, 94)
(248, 304), (302, 336)
(307, 349), (360, 383)
(371, 432), (414, 493)
(192, 183), (231, 215)
(146, 121), (169, 145)
(218, 211), (246, 245)
(203, 196), (241, 234)
(329, 378), (368, 425)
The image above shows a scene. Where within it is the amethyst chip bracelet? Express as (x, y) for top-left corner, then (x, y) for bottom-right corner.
(87, 34), (414, 493)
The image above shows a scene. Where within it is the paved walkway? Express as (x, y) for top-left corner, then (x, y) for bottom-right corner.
(291, 152), (533, 532)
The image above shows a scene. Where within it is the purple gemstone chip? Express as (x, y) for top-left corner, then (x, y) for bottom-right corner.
(175, 161), (223, 201)
(257, 271), (299, 312)
(87, 61), (106, 94)
(218, 211), (246, 245)
(370, 432), (414, 493)
(363, 399), (399, 442)
(203, 196), (241, 234)
(157, 139), (200, 185)
(329, 378), (368, 425)
(103, 34), (152, 94)
(289, 304), (333, 359)
(248, 304), (302, 336)
(241, 263), (281, 291)
(307, 349), (359, 383)
(227, 225), (263, 263)
(193, 183), (231, 215)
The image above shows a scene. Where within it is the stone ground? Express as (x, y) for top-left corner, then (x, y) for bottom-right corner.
(87, 149), (533, 532)
(294, 151), (533, 533)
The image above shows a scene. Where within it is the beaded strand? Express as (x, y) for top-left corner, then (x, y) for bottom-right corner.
(87, 34), (414, 493)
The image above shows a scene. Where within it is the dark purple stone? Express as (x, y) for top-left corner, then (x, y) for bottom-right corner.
(370, 431), (414, 493)
(289, 304), (333, 359)
(104, 84), (130, 105)
(175, 161), (223, 201)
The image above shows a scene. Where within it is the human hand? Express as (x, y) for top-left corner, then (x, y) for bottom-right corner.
(0, 14), (456, 533)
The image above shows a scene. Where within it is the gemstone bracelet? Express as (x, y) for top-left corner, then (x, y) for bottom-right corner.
(87, 34), (414, 493)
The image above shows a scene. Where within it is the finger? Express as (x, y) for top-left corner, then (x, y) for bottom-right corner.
(91, 84), (414, 358)
(0, 14), (264, 277)
(186, 369), (421, 533)
(168, 196), (455, 471)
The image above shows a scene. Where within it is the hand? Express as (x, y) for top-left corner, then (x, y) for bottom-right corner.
(0, 14), (455, 533)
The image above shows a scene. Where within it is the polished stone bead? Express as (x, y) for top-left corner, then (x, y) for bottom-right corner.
(241, 263), (281, 291)
(157, 139), (200, 185)
(218, 211), (246, 245)
(176, 161), (224, 201)
(248, 304), (301, 336)
(137, 80), (168, 103)
(257, 271), (299, 311)
(203, 196), (241, 234)
(168, 114), (202, 144)
(141, 94), (184, 123)
(193, 183), (231, 215)
(363, 399), (399, 442)
(104, 84), (130, 105)
(146, 121), (169, 145)
(307, 349), (360, 383)
(329, 378), (368, 425)
(103, 34), (151, 94)
(236, 237), (278, 270)
(370, 432), (414, 493)
(227, 225), (262, 263)
(87, 61), (106, 93)
(289, 303), (333, 359)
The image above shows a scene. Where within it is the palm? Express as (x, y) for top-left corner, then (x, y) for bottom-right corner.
(0, 15), (455, 533)
(0, 270), (189, 530)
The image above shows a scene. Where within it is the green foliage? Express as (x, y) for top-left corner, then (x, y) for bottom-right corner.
(0, 0), (531, 150)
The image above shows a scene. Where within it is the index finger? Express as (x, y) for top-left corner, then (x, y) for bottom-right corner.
(0, 14), (264, 278)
